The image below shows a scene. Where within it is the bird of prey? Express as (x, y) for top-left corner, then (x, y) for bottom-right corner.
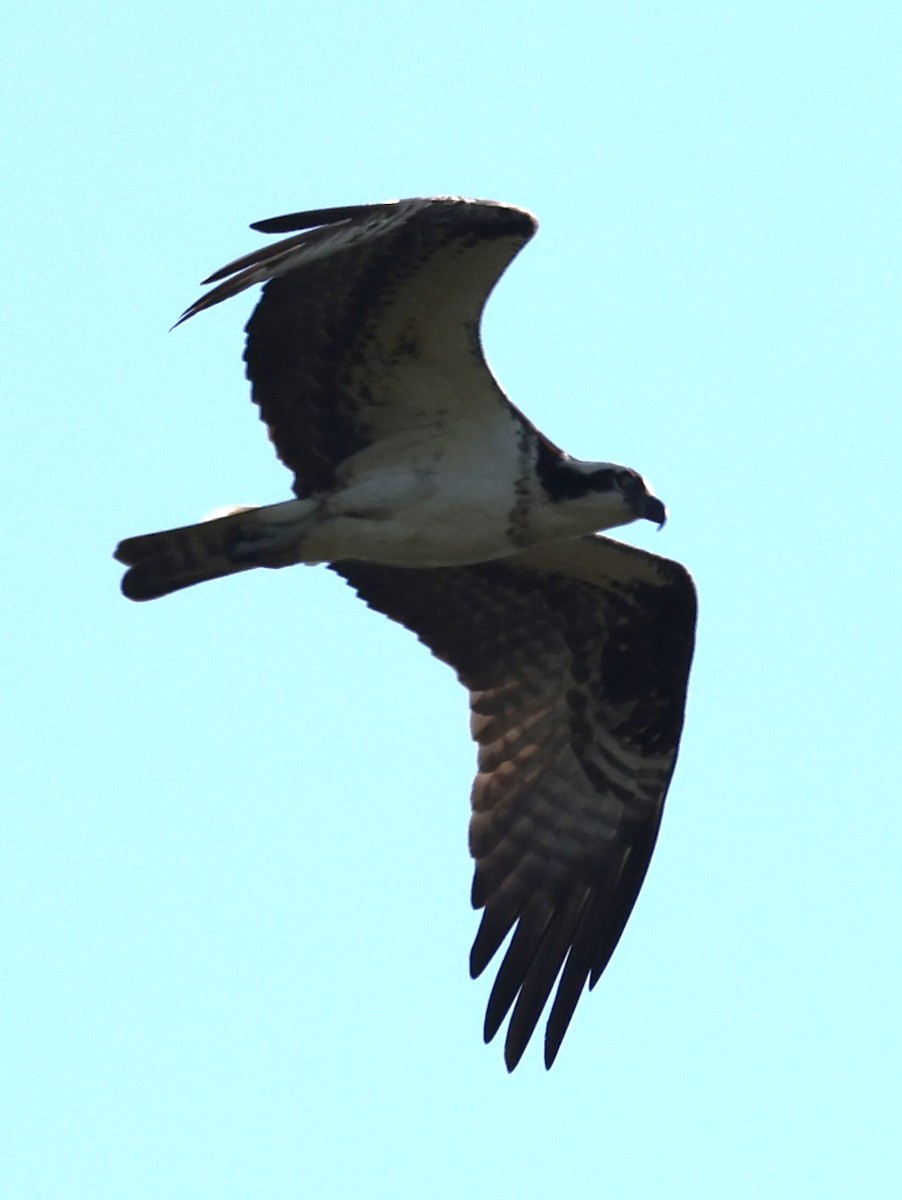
(115, 198), (696, 1070)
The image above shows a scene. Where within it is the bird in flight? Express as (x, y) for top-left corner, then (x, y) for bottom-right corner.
(116, 198), (696, 1070)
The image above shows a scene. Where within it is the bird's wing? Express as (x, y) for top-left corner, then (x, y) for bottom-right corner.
(335, 535), (696, 1069)
(177, 198), (540, 496)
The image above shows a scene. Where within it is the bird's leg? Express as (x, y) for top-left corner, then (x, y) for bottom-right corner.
(225, 497), (322, 567)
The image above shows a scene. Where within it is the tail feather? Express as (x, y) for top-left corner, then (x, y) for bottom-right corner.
(115, 508), (259, 601)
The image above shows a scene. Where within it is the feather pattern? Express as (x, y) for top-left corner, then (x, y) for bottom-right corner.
(179, 198), (541, 496)
(117, 198), (697, 1068)
(336, 535), (696, 1069)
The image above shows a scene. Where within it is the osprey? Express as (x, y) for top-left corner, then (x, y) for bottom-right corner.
(116, 198), (696, 1070)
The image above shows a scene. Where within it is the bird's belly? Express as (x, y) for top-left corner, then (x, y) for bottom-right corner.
(308, 471), (531, 567)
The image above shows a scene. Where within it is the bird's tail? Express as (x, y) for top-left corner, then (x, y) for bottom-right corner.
(115, 506), (265, 601)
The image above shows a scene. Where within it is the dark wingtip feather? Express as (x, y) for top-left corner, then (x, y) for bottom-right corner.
(469, 893), (521, 980)
(504, 1037), (527, 1073)
(250, 203), (379, 235)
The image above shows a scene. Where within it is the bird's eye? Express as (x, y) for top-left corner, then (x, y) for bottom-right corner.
(615, 469), (639, 492)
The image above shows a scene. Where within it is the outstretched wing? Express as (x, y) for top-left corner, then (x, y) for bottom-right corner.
(177, 198), (540, 496)
(336, 536), (696, 1070)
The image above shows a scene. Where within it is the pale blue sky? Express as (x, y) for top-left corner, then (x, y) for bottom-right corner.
(4, 2), (901, 1196)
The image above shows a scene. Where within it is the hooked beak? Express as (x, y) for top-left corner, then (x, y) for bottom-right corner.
(639, 494), (667, 529)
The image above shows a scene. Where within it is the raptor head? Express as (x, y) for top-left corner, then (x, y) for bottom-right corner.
(537, 449), (668, 534)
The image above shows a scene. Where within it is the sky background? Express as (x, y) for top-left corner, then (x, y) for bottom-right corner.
(4, 2), (901, 1196)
